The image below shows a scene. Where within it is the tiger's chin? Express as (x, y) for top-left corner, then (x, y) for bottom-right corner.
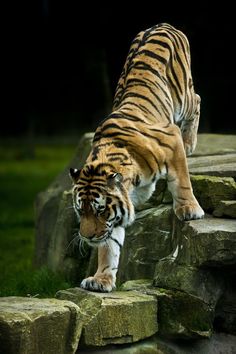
(80, 231), (111, 248)
(80, 274), (115, 293)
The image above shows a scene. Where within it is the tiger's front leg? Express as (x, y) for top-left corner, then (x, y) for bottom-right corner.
(80, 226), (125, 292)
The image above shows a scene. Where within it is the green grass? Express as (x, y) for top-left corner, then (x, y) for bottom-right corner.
(0, 140), (77, 297)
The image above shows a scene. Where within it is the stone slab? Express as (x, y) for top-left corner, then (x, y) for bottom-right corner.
(121, 280), (213, 339)
(56, 287), (158, 346)
(188, 153), (236, 177)
(193, 134), (236, 156)
(176, 216), (236, 267)
(0, 297), (82, 354)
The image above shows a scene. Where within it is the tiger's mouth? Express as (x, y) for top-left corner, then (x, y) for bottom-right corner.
(79, 230), (111, 247)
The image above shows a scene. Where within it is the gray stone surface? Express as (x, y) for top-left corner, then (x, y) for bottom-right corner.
(78, 333), (236, 354)
(0, 297), (82, 354)
(188, 153), (236, 177)
(121, 280), (213, 339)
(175, 216), (236, 267)
(154, 260), (223, 306)
(56, 287), (158, 346)
(35, 133), (93, 281)
(33, 133), (236, 342)
(117, 205), (173, 285)
(190, 175), (236, 211)
(213, 200), (236, 218)
(193, 134), (236, 156)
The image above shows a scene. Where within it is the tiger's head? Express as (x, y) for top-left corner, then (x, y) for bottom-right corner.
(70, 163), (134, 246)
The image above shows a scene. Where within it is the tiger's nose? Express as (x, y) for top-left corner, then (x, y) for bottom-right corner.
(79, 214), (106, 239)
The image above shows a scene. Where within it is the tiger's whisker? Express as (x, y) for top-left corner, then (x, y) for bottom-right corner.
(66, 234), (80, 251)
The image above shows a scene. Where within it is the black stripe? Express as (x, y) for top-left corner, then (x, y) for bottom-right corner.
(149, 128), (175, 136)
(143, 76), (173, 112)
(118, 111), (146, 122)
(136, 49), (167, 65)
(151, 173), (157, 183)
(109, 236), (122, 248)
(101, 131), (134, 139)
(95, 163), (115, 171)
(120, 101), (156, 118)
(102, 265), (110, 273)
(120, 162), (132, 166)
(108, 157), (123, 162)
(169, 58), (182, 94)
(164, 162), (169, 175)
(149, 151), (161, 174)
(147, 38), (172, 50)
(91, 146), (100, 161)
(118, 200), (126, 216)
(128, 144), (154, 174)
(133, 174), (141, 187)
(112, 204), (117, 218)
(79, 177), (90, 182)
(134, 61), (167, 84)
(122, 126), (175, 151)
(166, 73), (182, 107)
(126, 79), (170, 119)
(107, 152), (128, 159)
(122, 92), (160, 113)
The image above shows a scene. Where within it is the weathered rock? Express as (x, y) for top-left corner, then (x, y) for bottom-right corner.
(188, 154), (236, 178)
(213, 200), (236, 218)
(175, 215), (236, 267)
(193, 134), (236, 156)
(77, 333), (236, 354)
(153, 215), (236, 300)
(153, 260), (223, 306)
(121, 280), (213, 339)
(34, 133), (236, 282)
(35, 133), (93, 280)
(189, 134), (236, 179)
(190, 175), (236, 212)
(214, 280), (236, 335)
(34, 132), (236, 340)
(46, 190), (91, 282)
(56, 287), (158, 346)
(117, 205), (173, 285)
(0, 297), (82, 354)
(83, 205), (174, 286)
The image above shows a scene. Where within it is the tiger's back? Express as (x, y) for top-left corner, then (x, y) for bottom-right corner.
(70, 23), (204, 293)
(113, 23), (200, 154)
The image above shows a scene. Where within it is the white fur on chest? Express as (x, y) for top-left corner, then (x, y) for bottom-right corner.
(130, 165), (167, 208)
(131, 182), (156, 207)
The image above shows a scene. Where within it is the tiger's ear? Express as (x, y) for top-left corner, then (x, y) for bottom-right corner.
(69, 168), (81, 182)
(107, 172), (123, 188)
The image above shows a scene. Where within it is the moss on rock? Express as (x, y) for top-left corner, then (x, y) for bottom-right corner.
(121, 280), (213, 340)
(190, 175), (236, 212)
(56, 287), (158, 346)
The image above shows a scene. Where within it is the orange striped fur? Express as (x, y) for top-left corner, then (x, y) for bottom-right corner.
(70, 23), (204, 292)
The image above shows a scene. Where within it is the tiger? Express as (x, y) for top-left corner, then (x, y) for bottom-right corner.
(70, 23), (204, 292)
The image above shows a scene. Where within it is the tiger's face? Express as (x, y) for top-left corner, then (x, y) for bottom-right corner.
(70, 165), (129, 246)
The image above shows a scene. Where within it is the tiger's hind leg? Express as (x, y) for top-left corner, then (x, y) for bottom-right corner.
(80, 227), (124, 292)
(181, 93), (200, 156)
(166, 126), (204, 221)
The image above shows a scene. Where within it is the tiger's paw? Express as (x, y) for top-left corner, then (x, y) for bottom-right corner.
(80, 274), (115, 293)
(175, 203), (204, 221)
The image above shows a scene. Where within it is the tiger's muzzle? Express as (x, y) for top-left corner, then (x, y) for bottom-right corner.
(79, 212), (108, 245)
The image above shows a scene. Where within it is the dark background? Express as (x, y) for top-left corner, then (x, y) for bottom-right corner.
(2, 2), (235, 139)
